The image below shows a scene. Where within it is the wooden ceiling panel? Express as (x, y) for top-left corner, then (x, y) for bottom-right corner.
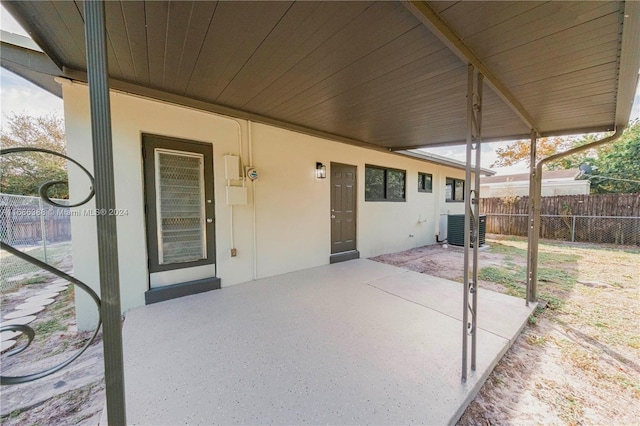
(438, 1), (543, 40)
(269, 25), (444, 119)
(144, 1), (168, 89)
(52, 1), (86, 64)
(169, 1), (218, 94)
(465, 2), (620, 59)
(159, 1), (194, 90)
(288, 59), (466, 130)
(119, 0), (150, 85)
(485, 16), (620, 76)
(245, 2), (417, 112)
(6, 1), (635, 149)
(103, 1), (137, 82)
(216, 1), (372, 108)
(184, 1), (294, 100)
(7, 1), (84, 69)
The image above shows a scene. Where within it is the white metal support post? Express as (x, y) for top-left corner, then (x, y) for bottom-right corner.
(462, 64), (482, 382)
(525, 130), (537, 305)
(526, 128), (623, 305)
(471, 71), (483, 372)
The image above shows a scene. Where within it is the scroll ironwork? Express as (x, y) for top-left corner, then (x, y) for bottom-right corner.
(0, 147), (101, 385)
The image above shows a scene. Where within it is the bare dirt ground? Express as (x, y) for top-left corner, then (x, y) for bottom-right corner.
(1, 257), (105, 426)
(373, 235), (640, 425)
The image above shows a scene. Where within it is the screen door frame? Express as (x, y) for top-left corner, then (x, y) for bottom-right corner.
(142, 134), (216, 274)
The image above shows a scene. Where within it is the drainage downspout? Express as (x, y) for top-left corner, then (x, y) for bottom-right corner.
(526, 126), (625, 303)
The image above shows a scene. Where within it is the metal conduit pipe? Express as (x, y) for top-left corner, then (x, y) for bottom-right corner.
(526, 126), (625, 303)
(248, 120), (257, 280)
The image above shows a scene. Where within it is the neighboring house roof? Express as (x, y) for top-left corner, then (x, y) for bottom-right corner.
(480, 168), (590, 197)
(0, 30), (61, 98)
(481, 169), (580, 184)
(1, 1), (638, 152)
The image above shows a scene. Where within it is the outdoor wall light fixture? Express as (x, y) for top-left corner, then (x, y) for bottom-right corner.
(316, 162), (327, 179)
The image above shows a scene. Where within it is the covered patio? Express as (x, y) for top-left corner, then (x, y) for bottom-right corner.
(113, 259), (534, 425)
(1, 1), (638, 423)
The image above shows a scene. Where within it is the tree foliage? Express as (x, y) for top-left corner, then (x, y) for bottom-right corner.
(492, 121), (640, 194)
(492, 136), (572, 169)
(586, 122), (640, 194)
(0, 113), (68, 198)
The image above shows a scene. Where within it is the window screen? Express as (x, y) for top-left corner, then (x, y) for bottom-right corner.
(365, 165), (406, 201)
(446, 177), (465, 202)
(418, 173), (433, 193)
(155, 150), (206, 264)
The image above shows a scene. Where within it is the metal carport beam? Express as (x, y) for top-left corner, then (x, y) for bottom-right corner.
(0, 30), (63, 97)
(403, 1), (539, 136)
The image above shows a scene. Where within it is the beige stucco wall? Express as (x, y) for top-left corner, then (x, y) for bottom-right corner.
(63, 83), (469, 328)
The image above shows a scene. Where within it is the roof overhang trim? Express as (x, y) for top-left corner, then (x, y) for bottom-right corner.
(615, 0), (640, 127)
(60, 70), (489, 173)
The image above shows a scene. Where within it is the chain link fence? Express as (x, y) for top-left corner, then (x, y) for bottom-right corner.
(484, 213), (640, 246)
(0, 194), (73, 292)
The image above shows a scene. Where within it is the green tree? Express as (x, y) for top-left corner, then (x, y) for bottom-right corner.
(0, 113), (68, 199)
(492, 121), (640, 194)
(492, 135), (599, 171)
(586, 122), (640, 194)
(492, 136), (573, 169)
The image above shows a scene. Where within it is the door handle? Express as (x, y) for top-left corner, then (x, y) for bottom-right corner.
(331, 215), (336, 219)
(206, 218), (213, 223)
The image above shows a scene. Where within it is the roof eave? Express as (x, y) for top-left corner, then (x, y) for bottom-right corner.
(1, 1), (64, 70)
(615, 0), (640, 127)
(0, 30), (63, 97)
(397, 150), (496, 176)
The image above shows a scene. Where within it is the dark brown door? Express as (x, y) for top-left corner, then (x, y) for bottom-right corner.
(331, 163), (357, 254)
(142, 134), (216, 288)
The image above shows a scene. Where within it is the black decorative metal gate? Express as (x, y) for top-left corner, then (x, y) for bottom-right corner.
(0, 147), (102, 385)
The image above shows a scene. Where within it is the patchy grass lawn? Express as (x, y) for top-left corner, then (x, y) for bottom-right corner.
(1, 253), (105, 426)
(467, 237), (639, 425)
(373, 235), (640, 425)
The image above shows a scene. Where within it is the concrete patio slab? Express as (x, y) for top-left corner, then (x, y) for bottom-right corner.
(117, 259), (534, 425)
(368, 271), (534, 345)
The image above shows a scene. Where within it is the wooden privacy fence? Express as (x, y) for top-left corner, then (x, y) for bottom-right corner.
(480, 194), (640, 245)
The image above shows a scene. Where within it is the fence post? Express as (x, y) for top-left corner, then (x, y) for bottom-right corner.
(39, 197), (48, 263)
(571, 215), (576, 242)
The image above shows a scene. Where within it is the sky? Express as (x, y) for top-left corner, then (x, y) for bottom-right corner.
(0, 5), (64, 130)
(1, 5), (639, 176)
